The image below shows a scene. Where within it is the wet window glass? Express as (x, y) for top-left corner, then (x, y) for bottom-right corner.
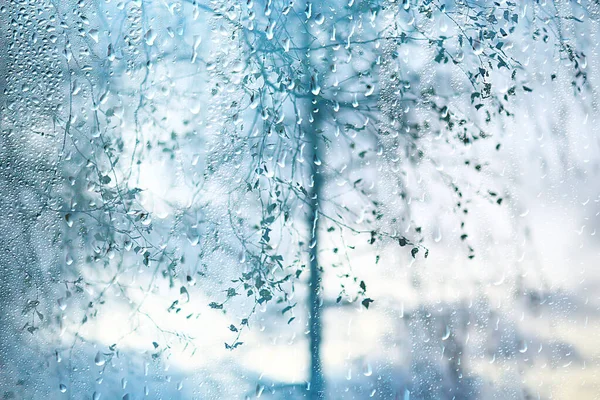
(0, 1), (598, 399)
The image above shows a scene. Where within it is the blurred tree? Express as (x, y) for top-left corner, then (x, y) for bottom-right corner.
(196, 1), (593, 398)
(0, 0), (596, 398)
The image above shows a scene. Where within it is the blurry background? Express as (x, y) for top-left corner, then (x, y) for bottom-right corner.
(0, 0), (599, 399)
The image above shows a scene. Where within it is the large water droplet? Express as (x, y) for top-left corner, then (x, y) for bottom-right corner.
(363, 362), (372, 376)
(94, 351), (105, 366)
(88, 29), (99, 43)
(144, 29), (157, 46)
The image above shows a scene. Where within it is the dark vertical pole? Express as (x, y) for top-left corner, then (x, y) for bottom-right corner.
(307, 110), (324, 398)
(299, 3), (325, 396)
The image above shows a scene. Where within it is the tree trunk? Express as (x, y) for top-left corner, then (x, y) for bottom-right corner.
(298, 2), (327, 396)
(307, 99), (325, 399)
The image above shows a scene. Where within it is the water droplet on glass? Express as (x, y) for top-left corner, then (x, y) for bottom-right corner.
(439, 19), (448, 33)
(144, 29), (157, 46)
(266, 22), (276, 40)
(473, 40), (484, 55)
(442, 325), (451, 340)
(94, 351), (105, 367)
(231, 60), (246, 73)
(255, 384), (265, 398)
(519, 341), (528, 353)
(88, 29), (99, 43)
(363, 362), (372, 376)
(65, 214), (73, 227)
(310, 74), (321, 95)
(434, 227), (442, 242)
